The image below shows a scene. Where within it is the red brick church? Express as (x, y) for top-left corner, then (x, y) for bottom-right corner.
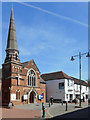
(2, 8), (46, 105)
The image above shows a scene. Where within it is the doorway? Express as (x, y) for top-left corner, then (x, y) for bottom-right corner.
(70, 94), (73, 101)
(29, 91), (35, 103)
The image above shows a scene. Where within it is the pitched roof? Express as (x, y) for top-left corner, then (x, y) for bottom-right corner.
(41, 71), (88, 86)
(41, 71), (72, 80)
(71, 77), (88, 86)
(40, 77), (46, 84)
(21, 59), (40, 73)
(22, 60), (45, 84)
(6, 8), (18, 52)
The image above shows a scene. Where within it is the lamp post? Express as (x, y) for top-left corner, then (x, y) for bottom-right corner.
(71, 52), (90, 106)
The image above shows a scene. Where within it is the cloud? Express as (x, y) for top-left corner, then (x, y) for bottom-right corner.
(18, 2), (88, 27)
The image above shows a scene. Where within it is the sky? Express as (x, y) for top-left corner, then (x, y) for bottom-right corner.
(1, 2), (88, 81)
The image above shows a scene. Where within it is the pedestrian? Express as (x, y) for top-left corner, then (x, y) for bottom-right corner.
(50, 96), (53, 105)
(74, 98), (77, 104)
(8, 102), (14, 109)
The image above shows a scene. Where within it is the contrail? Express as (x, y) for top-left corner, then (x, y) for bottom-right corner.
(18, 2), (88, 27)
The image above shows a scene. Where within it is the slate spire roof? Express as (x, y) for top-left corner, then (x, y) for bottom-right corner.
(6, 8), (18, 52)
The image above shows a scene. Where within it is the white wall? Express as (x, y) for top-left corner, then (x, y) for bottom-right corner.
(74, 84), (89, 101)
(46, 79), (65, 101)
(46, 78), (89, 102)
(65, 79), (74, 101)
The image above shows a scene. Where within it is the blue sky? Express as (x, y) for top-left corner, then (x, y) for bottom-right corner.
(2, 2), (88, 81)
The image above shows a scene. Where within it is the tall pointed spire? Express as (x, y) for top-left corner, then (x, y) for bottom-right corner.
(5, 8), (20, 63)
(6, 8), (18, 51)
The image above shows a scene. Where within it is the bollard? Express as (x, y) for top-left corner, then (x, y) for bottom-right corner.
(62, 100), (63, 106)
(66, 102), (68, 111)
(42, 102), (44, 110)
(49, 101), (51, 107)
(42, 105), (45, 117)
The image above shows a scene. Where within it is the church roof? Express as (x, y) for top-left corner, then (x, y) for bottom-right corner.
(21, 59), (40, 73)
(6, 8), (18, 52)
(41, 71), (88, 86)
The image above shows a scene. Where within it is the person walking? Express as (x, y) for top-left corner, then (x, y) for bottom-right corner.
(74, 98), (77, 104)
(50, 96), (53, 105)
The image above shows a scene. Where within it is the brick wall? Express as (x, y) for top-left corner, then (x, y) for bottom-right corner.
(2, 60), (46, 105)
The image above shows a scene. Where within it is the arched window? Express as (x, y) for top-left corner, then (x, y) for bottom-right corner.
(16, 90), (20, 100)
(27, 70), (36, 87)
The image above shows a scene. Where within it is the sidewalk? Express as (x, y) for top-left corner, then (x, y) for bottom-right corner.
(1, 103), (42, 119)
(0, 102), (88, 119)
(44, 101), (88, 119)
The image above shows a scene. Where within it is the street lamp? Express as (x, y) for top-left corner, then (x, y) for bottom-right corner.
(70, 52), (90, 107)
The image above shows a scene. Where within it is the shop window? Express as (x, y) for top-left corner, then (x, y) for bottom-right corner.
(59, 83), (64, 89)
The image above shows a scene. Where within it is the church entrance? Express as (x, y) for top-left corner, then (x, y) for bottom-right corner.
(29, 91), (35, 103)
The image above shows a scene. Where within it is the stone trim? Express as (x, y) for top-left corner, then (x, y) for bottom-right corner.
(12, 84), (40, 88)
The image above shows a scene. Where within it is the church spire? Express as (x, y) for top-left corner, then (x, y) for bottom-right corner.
(5, 8), (20, 63)
(6, 8), (18, 52)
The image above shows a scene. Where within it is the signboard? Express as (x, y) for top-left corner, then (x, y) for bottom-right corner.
(11, 94), (16, 101)
(38, 94), (43, 100)
(23, 94), (28, 100)
(40, 94), (43, 99)
(38, 95), (41, 100)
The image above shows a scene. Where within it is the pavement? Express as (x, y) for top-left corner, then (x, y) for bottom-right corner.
(44, 101), (89, 119)
(1, 103), (42, 119)
(0, 101), (89, 119)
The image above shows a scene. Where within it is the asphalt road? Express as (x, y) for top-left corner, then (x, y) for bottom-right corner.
(45, 107), (90, 120)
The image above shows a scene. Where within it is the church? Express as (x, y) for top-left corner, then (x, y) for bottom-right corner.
(2, 8), (46, 106)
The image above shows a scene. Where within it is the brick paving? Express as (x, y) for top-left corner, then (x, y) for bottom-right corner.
(44, 101), (88, 119)
(0, 101), (88, 119)
(0, 104), (42, 119)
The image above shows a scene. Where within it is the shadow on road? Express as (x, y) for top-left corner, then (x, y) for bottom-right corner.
(45, 107), (90, 120)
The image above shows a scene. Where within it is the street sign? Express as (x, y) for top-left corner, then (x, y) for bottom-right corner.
(41, 94), (43, 99)
(38, 94), (43, 99)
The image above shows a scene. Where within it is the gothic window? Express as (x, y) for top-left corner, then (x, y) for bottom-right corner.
(16, 90), (20, 100)
(27, 70), (36, 87)
(28, 76), (29, 85)
(34, 77), (36, 86)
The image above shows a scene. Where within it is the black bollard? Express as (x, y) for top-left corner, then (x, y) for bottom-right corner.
(42, 102), (44, 110)
(62, 100), (63, 105)
(66, 102), (67, 111)
(42, 105), (45, 117)
(49, 101), (51, 107)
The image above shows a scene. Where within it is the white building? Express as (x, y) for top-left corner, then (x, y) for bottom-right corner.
(41, 71), (89, 102)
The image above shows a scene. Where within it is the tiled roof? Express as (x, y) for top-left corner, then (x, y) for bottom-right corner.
(21, 59), (40, 73)
(41, 71), (72, 80)
(71, 77), (88, 86)
(40, 77), (46, 84)
(41, 71), (88, 86)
